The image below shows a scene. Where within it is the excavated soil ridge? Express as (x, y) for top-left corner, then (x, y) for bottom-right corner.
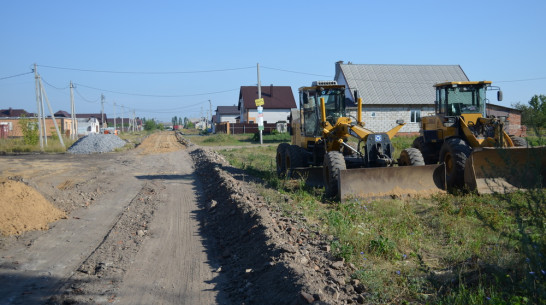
(189, 146), (358, 305)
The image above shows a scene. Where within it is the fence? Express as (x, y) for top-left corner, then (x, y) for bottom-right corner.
(215, 122), (288, 135)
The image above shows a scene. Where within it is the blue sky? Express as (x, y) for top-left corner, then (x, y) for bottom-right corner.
(1, 0), (545, 122)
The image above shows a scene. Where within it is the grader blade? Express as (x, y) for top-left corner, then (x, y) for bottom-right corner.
(338, 164), (446, 201)
(289, 167), (324, 187)
(464, 147), (546, 194)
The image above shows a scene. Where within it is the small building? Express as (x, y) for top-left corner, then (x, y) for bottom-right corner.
(486, 103), (525, 136)
(215, 106), (239, 123)
(77, 117), (100, 135)
(238, 85), (297, 124)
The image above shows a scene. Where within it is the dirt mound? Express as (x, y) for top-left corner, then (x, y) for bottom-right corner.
(190, 147), (355, 304)
(0, 179), (66, 236)
(137, 132), (185, 154)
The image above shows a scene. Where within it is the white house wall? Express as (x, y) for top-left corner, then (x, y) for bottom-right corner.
(347, 105), (435, 133)
(218, 114), (238, 123)
(246, 109), (291, 124)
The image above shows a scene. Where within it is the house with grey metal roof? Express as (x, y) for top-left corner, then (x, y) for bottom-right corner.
(334, 61), (469, 133)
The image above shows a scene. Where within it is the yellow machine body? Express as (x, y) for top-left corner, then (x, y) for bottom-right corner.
(280, 81), (445, 200)
(417, 81), (545, 193)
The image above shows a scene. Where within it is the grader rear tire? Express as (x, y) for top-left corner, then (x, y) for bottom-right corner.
(323, 151), (347, 198)
(440, 137), (472, 189)
(276, 143), (290, 177)
(399, 148), (425, 166)
(413, 136), (439, 164)
(286, 145), (305, 177)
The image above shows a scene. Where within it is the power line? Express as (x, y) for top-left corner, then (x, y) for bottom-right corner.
(261, 66), (331, 77)
(74, 87), (100, 103)
(74, 82), (239, 97)
(41, 77), (69, 90)
(494, 76), (546, 83)
(37, 64), (254, 74)
(0, 71), (33, 81)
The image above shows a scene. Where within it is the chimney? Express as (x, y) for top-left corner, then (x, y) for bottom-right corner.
(335, 61), (344, 81)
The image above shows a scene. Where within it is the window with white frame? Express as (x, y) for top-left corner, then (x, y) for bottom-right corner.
(410, 110), (421, 123)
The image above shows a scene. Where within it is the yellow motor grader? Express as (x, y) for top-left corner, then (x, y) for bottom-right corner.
(413, 81), (545, 193)
(276, 81), (445, 200)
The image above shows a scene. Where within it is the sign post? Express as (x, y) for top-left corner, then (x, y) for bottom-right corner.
(256, 63), (263, 144)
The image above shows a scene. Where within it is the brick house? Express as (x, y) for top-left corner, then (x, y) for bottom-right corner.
(0, 108), (75, 137)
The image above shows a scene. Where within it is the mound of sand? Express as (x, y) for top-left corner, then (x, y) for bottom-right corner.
(138, 132), (185, 155)
(0, 179), (66, 236)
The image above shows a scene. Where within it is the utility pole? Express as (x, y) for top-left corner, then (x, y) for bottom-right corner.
(257, 63), (263, 145)
(113, 102), (117, 132)
(100, 94), (105, 131)
(34, 63), (44, 150)
(209, 99), (212, 131)
(40, 80), (47, 146)
(121, 106), (124, 133)
(39, 78), (65, 148)
(133, 110), (136, 132)
(70, 81), (76, 140)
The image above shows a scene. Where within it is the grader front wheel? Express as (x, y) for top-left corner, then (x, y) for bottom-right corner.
(323, 151), (347, 198)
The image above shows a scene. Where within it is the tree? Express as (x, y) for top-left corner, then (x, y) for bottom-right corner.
(18, 116), (39, 145)
(183, 117), (194, 129)
(172, 116), (178, 126)
(144, 119), (158, 131)
(515, 94), (546, 136)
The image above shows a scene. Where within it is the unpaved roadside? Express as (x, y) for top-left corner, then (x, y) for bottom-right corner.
(0, 133), (224, 304)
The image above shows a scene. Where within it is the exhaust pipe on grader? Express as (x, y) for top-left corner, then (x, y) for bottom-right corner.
(276, 81), (445, 201)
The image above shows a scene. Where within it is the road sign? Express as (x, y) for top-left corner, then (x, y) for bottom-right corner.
(255, 98), (264, 106)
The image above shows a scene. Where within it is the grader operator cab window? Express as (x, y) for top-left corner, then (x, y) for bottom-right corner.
(302, 91), (320, 137)
(441, 85), (486, 117)
(320, 88), (345, 125)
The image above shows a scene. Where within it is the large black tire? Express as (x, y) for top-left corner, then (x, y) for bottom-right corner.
(276, 143), (290, 177)
(439, 137), (472, 189)
(510, 135), (527, 147)
(399, 148), (425, 166)
(286, 145), (305, 177)
(413, 136), (439, 164)
(323, 151), (347, 198)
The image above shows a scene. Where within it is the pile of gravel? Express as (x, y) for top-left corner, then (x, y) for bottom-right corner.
(67, 134), (127, 154)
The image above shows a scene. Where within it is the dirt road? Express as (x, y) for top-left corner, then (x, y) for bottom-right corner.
(0, 133), (224, 304)
(1, 132), (358, 305)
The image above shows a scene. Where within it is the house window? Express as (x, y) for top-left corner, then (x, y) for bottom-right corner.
(370, 112), (376, 117)
(411, 110), (421, 123)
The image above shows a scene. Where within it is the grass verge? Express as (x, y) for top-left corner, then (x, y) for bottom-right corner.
(217, 142), (545, 304)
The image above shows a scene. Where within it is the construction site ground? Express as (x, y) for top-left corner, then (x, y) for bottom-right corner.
(0, 132), (355, 305)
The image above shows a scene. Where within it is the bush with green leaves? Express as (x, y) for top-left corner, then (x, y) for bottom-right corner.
(18, 116), (39, 145)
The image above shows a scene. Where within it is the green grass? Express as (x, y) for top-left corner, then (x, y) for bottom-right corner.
(0, 137), (78, 153)
(216, 143), (546, 304)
